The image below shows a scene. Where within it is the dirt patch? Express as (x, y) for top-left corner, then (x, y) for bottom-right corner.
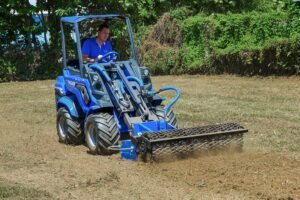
(144, 151), (300, 200)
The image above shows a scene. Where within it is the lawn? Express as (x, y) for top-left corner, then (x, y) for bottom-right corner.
(0, 75), (299, 199)
(153, 75), (300, 156)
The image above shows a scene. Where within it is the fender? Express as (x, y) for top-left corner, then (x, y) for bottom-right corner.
(55, 76), (66, 95)
(86, 105), (113, 117)
(57, 96), (80, 118)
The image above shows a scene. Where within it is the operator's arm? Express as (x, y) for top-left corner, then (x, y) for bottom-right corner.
(82, 39), (96, 63)
(82, 54), (96, 63)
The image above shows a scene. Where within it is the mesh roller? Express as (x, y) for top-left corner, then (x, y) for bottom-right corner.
(137, 122), (248, 160)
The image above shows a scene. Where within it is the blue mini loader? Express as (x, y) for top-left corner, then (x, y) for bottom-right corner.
(55, 15), (248, 161)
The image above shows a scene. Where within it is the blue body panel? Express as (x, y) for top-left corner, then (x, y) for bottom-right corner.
(55, 76), (67, 96)
(120, 140), (137, 160)
(133, 120), (175, 137)
(57, 96), (80, 118)
(61, 14), (124, 23)
(55, 69), (114, 115)
(120, 120), (176, 160)
(63, 69), (113, 115)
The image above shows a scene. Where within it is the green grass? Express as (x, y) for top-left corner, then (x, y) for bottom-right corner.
(0, 183), (50, 199)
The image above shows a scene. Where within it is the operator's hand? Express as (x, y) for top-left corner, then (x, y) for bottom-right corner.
(83, 58), (95, 64)
(85, 56), (101, 63)
(97, 55), (103, 60)
(83, 54), (97, 63)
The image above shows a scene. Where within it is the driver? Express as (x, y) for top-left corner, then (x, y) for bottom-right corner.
(82, 23), (112, 63)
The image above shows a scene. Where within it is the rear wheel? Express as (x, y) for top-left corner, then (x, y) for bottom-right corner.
(153, 105), (178, 128)
(56, 108), (84, 145)
(85, 112), (120, 155)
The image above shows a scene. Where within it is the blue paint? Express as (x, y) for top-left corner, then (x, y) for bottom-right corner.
(119, 121), (175, 160)
(61, 15), (124, 23)
(89, 64), (112, 82)
(113, 110), (129, 133)
(98, 51), (119, 63)
(57, 96), (79, 118)
(120, 140), (137, 160)
(158, 86), (181, 115)
(119, 76), (144, 94)
(55, 76), (67, 95)
(133, 120), (175, 137)
(56, 15), (182, 161)
(127, 76), (144, 89)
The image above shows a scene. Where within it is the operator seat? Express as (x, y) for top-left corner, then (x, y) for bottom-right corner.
(66, 38), (90, 72)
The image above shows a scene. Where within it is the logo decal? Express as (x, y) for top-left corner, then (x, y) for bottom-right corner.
(67, 80), (76, 87)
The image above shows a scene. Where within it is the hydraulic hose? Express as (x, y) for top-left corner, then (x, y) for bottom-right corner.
(156, 86), (181, 115)
(126, 76), (144, 89)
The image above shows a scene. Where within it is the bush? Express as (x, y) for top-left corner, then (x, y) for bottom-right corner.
(0, 58), (16, 82)
(0, 45), (60, 82)
(211, 37), (300, 75)
(142, 41), (180, 75)
(139, 9), (300, 76)
(179, 10), (300, 75)
(139, 13), (182, 75)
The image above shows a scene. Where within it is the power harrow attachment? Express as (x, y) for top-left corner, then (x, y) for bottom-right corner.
(55, 14), (248, 162)
(137, 123), (248, 161)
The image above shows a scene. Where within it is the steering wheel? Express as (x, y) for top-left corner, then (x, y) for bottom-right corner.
(97, 51), (119, 63)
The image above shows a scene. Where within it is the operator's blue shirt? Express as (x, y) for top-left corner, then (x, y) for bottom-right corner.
(82, 37), (112, 59)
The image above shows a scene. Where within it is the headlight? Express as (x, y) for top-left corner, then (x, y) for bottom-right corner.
(143, 69), (149, 76)
(92, 75), (99, 81)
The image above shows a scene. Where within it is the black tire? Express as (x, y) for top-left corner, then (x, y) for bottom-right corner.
(85, 112), (120, 155)
(153, 105), (178, 128)
(56, 108), (84, 145)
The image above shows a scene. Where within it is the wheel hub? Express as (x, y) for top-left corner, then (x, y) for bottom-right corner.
(87, 124), (97, 150)
(58, 116), (67, 138)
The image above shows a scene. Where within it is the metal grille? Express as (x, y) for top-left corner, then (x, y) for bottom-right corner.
(138, 123), (248, 160)
(152, 132), (244, 158)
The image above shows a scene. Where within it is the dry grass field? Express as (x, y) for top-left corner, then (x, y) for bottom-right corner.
(0, 75), (299, 200)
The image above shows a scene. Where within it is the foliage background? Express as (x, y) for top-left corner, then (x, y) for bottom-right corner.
(0, 0), (300, 81)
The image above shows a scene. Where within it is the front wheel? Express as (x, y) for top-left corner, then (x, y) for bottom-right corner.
(85, 112), (120, 155)
(56, 108), (84, 145)
(153, 105), (178, 128)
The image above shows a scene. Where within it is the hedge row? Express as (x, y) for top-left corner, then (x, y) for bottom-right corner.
(142, 10), (300, 75)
